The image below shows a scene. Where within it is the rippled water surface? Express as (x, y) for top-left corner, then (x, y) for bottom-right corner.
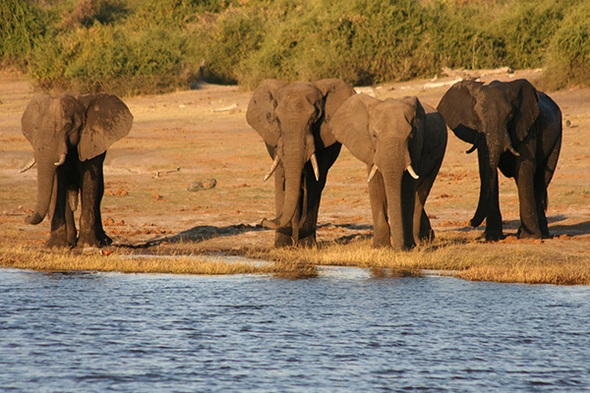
(1, 267), (589, 392)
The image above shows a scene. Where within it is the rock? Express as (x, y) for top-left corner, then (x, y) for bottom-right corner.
(187, 178), (217, 192)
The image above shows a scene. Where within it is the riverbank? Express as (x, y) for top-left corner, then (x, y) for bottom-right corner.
(1, 69), (589, 284)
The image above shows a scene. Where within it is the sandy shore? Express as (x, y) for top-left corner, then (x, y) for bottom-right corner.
(1, 69), (589, 257)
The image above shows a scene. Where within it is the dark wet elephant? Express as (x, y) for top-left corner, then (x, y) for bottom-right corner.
(21, 93), (133, 248)
(246, 79), (356, 247)
(437, 79), (562, 240)
(331, 94), (447, 250)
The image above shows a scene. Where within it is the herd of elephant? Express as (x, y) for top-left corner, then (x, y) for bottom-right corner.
(20, 78), (562, 250)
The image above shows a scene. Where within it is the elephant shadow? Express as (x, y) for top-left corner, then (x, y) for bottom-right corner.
(547, 216), (590, 238)
(318, 223), (373, 246)
(120, 224), (267, 249)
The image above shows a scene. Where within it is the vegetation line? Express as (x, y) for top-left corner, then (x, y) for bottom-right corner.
(1, 0), (589, 95)
(3, 234), (589, 285)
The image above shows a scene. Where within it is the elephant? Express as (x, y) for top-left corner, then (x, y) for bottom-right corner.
(246, 79), (356, 247)
(21, 93), (133, 248)
(437, 79), (562, 241)
(330, 94), (447, 250)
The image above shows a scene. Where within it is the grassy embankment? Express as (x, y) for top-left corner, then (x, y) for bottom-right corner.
(2, 233), (589, 284)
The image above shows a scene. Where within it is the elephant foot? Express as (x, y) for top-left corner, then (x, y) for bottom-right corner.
(78, 231), (112, 248)
(516, 226), (543, 240)
(274, 232), (294, 248)
(372, 238), (391, 248)
(46, 235), (75, 249)
(418, 229), (435, 244)
(484, 228), (505, 242)
(297, 235), (317, 248)
(262, 217), (280, 229)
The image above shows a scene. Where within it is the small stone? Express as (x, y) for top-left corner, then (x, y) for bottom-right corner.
(187, 178), (217, 192)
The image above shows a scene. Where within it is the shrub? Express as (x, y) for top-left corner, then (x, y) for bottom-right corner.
(0, 0), (47, 68)
(6, 0), (590, 94)
(541, 1), (590, 90)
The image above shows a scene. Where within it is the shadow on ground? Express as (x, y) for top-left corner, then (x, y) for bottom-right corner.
(118, 223), (268, 249)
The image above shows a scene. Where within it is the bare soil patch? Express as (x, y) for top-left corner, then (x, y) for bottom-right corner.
(1, 69), (589, 262)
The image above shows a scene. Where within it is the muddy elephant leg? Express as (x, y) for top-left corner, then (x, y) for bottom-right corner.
(297, 143), (341, 247)
(263, 144), (294, 247)
(78, 153), (111, 248)
(414, 178), (435, 244)
(368, 170), (390, 248)
(515, 159), (542, 239)
(46, 171), (69, 248)
(534, 169), (550, 238)
(47, 156), (78, 248)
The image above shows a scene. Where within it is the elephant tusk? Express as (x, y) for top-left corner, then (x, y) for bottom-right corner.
(19, 158), (37, 173)
(465, 144), (477, 154)
(310, 153), (320, 181)
(407, 164), (420, 180)
(54, 154), (66, 166)
(263, 155), (281, 182)
(367, 164), (379, 183)
(507, 145), (520, 157)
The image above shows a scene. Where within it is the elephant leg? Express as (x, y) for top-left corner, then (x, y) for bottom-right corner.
(65, 189), (77, 246)
(78, 153), (111, 248)
(368, 170), (390, 248)
(515, 159), (542, 239)
(47, 171), (71, 248)
(537, 135), (561, 238)
(534, 168), (550, 238)
(294, 143), (341, 247)
(414, 177), (436, 243)
(483, 171), (504, 241)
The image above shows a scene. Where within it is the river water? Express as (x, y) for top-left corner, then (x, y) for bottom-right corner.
(1, 267), (589, 392)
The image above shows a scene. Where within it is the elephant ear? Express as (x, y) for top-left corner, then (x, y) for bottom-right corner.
(504, 79), (540, 142)
(330, 93), (379, 165)
(246, 79), (287, 147)
(312, 78), (356, 148)
(22, 94), (52, 147)
(78, 93), (133, 161)
(399, 96), (425, 124)
(437, 80), (481, 144)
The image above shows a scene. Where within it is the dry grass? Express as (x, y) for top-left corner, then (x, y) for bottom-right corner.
(250, 233), (590, 285)
(1, 231), (589, 284)
(0, 244), (278, 276)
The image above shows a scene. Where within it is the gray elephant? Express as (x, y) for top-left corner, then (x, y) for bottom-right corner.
(437, 79), (562, 240)
(330, 94), (447, 250)
(21, 93), (133, 248)
(246, 79), (356, 247)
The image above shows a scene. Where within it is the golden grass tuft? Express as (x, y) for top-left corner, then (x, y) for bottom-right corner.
(2, 233), (589, 285)
(0, 245), (271, 275)
(250, 233), (590, 285)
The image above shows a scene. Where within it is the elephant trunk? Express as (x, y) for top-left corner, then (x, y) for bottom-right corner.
(380, 141), (416, 250)
(26, 156), (58, 225)
(279, 134), (306, 229)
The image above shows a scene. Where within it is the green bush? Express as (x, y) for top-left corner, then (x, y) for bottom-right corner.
(0, 0), (47, 68)
(3, 0), (589, 94)
(541, 1), (590, 89)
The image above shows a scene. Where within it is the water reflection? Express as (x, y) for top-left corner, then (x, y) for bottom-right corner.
(1, 267), (589, 392)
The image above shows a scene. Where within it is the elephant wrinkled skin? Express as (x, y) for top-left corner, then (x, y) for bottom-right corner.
(331, 94), (447, 250)
(21, 93), (133, 248)
(437, 79), (562, 240)
(246, 79), (356, 247)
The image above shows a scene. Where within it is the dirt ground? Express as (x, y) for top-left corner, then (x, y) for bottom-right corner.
(1, 69), (589, 257)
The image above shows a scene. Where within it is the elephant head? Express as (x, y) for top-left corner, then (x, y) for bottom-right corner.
(330, 94), (429, 250)
(21, 93), (133, 225)
(246, 79), (355, 238)
(437, 79), (540, 239)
